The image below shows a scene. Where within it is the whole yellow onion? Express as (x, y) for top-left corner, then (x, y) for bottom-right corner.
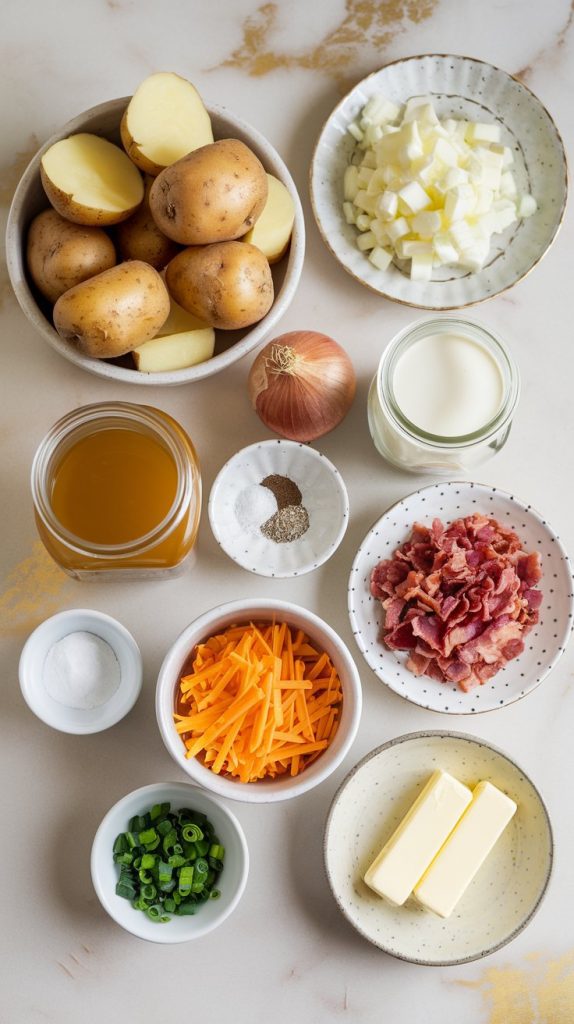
(248, 330), (356, 442)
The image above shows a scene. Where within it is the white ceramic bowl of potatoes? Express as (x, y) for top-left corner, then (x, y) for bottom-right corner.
(6, 73), (305, 384)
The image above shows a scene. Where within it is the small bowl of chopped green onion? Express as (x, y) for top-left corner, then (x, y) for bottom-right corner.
(90, 781), (249, 942)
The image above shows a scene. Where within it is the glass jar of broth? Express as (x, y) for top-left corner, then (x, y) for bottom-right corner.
(31, 402), (201, 580)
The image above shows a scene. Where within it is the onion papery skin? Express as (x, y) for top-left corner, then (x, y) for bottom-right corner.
(248, 330), (356, 442)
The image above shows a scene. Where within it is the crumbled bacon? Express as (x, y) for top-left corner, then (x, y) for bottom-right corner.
(371, 514), (542, 692)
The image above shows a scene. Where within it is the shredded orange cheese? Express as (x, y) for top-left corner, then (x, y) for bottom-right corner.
(174, 621), (343, 782)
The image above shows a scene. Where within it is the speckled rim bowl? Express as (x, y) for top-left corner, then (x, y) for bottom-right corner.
(6, 97), (305, 385)
(208, 439), (350, 578)
(91, 781), (249, 942)
(18, 608), (142, 734)
(310, 54), (568, 310)
(324, 731), (553, 966)
(348, 480), (574, 715)
(156, 598), (362, 803)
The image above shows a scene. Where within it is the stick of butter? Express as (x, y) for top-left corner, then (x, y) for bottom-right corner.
(414, 780), (517, 918)
(363, 769), (472, 906)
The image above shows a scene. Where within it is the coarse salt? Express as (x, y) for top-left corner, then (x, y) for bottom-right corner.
(234, 484), (277, 537)
(43, 631), (121, 710)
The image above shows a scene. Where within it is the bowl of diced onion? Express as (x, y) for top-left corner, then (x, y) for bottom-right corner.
(310, 54), (567, 309)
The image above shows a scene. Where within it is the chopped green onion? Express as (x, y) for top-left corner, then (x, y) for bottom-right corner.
(177, 901), (198, 916)
(114, 852), (134, 866)
(182, 823), (204, 843)
(150, 802), (170, 822)
(129, 814), (148, 833)
(112, 804), (225, 923)
(168, 854), (186, 868)
(158, 862), (173, 885)
(138, 827), (158, 846)
(113, 834), (128, 855)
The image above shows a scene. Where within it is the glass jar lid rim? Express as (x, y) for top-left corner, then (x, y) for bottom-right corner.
(378, 316), (520, 448)
(31, 401), (196, 557)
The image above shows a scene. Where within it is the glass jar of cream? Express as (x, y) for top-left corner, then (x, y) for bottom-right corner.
(368, 317), (520, 474)
(32, 402), (201, 580)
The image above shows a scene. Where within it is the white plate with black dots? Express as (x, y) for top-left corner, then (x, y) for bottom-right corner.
(348, 480), (573, 713)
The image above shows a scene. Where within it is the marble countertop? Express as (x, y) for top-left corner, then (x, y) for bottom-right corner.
(2, 2), (574, 1021)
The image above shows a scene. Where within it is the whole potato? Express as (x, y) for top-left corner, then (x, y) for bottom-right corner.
(26, 209), (116, 303)
(115, 177), (180, 269)
(149, 139), (268, 245)
(53, 260), (170, 359)
(165, 241), (273, 330)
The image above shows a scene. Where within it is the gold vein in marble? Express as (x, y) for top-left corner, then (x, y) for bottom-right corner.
(0, 134), (40, 206)
(455, 950), (574, 1024)
(0, 540), (73, 637)
(515, 0), (574, 80)
(216, 0), (438, 80)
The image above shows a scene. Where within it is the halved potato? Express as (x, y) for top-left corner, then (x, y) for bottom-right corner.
(243, 174), (295, 263)
(134, 281), (215, 371)
(40, 134), (144, 226)
(133, 330), (215, 372)
(121, 72), (214, 176)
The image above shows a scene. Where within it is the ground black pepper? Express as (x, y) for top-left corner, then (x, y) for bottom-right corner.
(261, 504), (310, 543)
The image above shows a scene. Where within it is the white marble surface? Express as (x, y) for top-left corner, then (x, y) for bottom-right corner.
(1, 2), (574, 1021)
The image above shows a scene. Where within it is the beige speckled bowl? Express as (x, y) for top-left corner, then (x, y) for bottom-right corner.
(324, 731), (553, 966)
(310, 54), (567, 309)
(6, 98), (305, 385)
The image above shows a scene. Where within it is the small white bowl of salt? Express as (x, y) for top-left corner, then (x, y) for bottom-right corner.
(208, 440), (349, 577)
(19, 609), (142, 734)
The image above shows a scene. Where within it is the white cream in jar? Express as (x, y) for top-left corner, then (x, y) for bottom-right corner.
(368, 318), (520, 473)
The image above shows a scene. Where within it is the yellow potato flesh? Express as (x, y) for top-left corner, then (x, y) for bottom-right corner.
(124, 72), (213, 171)
(41, 134), (144, 215)
(157, 294), (210, 336)
(133, 327), (215, 372)
(243, 174), (295, 262)
(133, 287), (214, 371)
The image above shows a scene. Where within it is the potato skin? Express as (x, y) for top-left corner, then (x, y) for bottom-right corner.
(115, 178), (180, 269)
(120, 109), (163, 178)
(165, 241), (274, 330)
(53, 260), (170, 359)
(26, 209), (116, 304)
(149, 139), (268, 245)
(40, 166), (143, 227)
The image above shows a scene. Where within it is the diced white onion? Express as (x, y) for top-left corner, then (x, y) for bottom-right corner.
(342, 93), (537, 280)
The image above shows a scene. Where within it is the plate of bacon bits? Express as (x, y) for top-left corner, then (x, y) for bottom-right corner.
(348, 481), (574, 713)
